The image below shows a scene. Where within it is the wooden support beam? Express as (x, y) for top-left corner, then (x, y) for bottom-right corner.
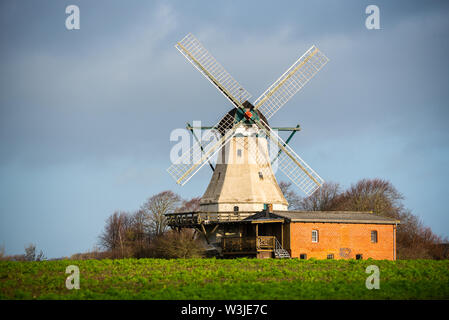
(210, 224), (219, 235)
(281, 223), (284, 248)
(271, 123), (301, 165)
(186, 122), (215, 172)
(200, 224), (210, 244)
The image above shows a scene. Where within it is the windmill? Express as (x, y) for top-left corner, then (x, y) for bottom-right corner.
(167, 33), (328, 213)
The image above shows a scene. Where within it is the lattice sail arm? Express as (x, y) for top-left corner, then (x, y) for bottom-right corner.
(255, 120), (324, 196)
(176, 33), (251, 108)
(254, 45), (329, 119)
(167, 113), (240, 185)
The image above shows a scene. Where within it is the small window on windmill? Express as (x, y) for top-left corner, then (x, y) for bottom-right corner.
(258, 171), (263, 179)
(233, 206), (239, 213)
(237, 149), (242, 157)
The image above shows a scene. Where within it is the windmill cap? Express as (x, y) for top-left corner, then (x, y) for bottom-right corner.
(242, 100), (255, 109)
(217, 105), (269, 135)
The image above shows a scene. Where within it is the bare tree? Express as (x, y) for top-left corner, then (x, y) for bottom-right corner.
(99, 211), (134, 257)
(150, 229), (205, 259)
(24, 244), (46, 261)
(129, 209), (152, 257)
(279, 181), (302, 210)
(332, 178), (403, 217)
(176, 196), (201, 212)
(300, 182), (341, 211)
(141, 191), (181, 237)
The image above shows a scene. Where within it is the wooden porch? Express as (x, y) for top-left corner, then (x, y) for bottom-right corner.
(165, 210), (291, 258)
(221, 236), (290, 258)
(221, 235), (275, 254)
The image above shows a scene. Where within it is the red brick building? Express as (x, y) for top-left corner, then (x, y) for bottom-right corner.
(274, 211), (398, 260)
(166, 210), (400, 260)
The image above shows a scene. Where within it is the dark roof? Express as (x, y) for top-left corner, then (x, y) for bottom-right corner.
(243, 211), (284, 223)
(217, 103), (269, 135)
(272, 211), (400, 225)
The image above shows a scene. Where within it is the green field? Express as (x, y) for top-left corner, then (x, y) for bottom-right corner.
(1, 258), (448, 299)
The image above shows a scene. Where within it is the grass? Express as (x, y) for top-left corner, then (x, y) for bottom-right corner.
(0, 258), (448, 299)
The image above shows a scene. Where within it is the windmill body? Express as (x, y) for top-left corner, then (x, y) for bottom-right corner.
(199, 108), (288, 212)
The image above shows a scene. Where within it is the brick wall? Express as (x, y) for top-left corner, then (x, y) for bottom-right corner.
(288, 222), (396, 260)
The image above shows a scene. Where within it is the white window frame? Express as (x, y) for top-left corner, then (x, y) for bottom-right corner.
(312, 230), (319, 243)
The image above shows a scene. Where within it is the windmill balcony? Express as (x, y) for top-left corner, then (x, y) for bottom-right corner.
(166, 211), (256, 228)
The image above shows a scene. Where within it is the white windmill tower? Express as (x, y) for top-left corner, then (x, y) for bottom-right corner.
(167, 33), (328, 215)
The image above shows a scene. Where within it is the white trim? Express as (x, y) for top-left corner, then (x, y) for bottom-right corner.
(312, 229), (319, 243)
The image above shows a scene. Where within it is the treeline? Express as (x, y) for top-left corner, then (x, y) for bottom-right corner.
(86, 191), (205, 259)
(77, 178), (448, 260)
(280, 178), (448, 260)
(0, 244), (46, 261)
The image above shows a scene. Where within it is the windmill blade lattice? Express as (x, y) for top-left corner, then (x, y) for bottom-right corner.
(176, 33), (252, 109)
(255, 120), (324, 196)
(167, 114), (242, 185)
(168, 33), (328, 196)
(254, 45), (329, 119)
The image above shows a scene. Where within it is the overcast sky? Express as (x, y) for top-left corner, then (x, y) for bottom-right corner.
(1, 0), (448, 258)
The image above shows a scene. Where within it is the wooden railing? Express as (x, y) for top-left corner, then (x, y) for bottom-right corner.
(257, 236), (275, 250)
(166, 211), (256, 227)
(222, 236), (276, 253)
(222, 237), (256, 252)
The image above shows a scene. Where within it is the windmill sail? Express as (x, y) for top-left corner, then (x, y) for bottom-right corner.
(167, 114), (241, 185)
(176, 33), (251, 109)
(254, 45), (329, 119)
(254, 120), (324, 196)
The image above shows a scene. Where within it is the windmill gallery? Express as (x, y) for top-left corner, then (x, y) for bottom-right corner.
(166, 33), (399, 260)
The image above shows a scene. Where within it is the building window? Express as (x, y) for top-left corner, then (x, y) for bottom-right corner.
(312, 230), (319, 243)
(258, 171), (263, 179)
(327, 254), (334, 260)
(371, 230), (378, 243)
(237, 149), (242, 157)
(300, 254), (307, 260)
(233, 206), (239, 212)
(356, 254), (363, 260)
